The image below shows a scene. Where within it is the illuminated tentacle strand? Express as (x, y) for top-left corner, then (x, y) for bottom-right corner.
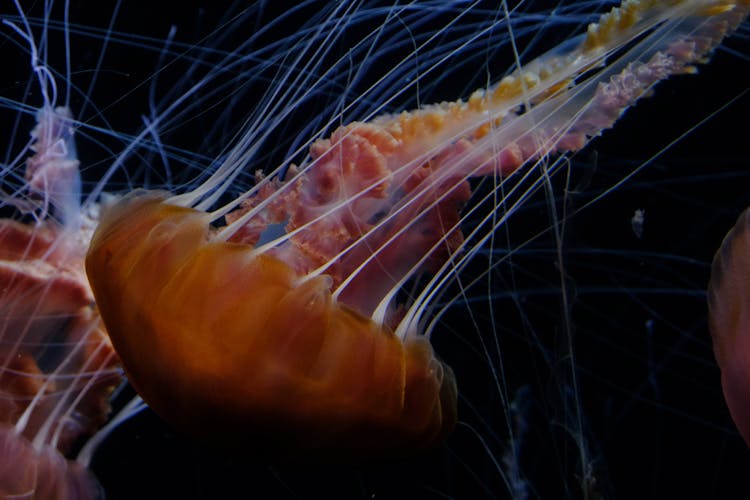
(85, 0), (749, 459)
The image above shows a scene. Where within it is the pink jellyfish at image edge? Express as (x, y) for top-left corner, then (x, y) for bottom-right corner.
(709, 206), (750, 449)
(0, 0), (749, 498)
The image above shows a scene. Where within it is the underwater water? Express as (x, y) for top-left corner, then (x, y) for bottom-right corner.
(1, 0), (749, 498)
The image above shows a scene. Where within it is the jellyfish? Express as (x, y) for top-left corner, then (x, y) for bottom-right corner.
(84, 0), (749, 461)
(83, 0), (749, 473)
(1, 0), (749, 497)
(709, 208), (750, 447)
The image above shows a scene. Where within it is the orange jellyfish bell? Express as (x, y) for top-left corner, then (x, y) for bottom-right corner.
(708, 207), (750, 447)
(85, 191), (457, 459)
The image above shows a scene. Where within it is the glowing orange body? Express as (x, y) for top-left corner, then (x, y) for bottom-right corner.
(86, 193), (456, 458)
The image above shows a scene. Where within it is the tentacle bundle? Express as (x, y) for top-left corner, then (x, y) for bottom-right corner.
(86, 192), (456, 458)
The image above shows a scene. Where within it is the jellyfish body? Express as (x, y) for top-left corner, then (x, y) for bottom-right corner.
(709, 208), (750, 447)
